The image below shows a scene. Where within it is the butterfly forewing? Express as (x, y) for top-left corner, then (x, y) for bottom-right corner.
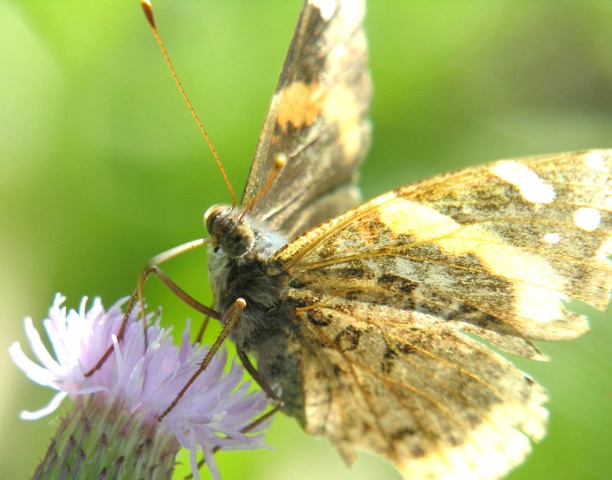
(242, 0), (371, 238)
(270, 150), (612, 478)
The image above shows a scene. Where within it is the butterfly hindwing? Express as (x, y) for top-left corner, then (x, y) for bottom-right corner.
(298, 306), (548, 479)
(242, 0), (371, 239)
(270, 150), (612, 478)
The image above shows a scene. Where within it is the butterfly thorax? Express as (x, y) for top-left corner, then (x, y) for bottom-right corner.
(205, 204), (289, 343)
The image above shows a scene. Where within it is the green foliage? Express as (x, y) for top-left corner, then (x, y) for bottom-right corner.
(2, 1), (611, 478)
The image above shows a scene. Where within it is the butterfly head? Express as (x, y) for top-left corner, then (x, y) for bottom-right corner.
(205, 204), (254, 258)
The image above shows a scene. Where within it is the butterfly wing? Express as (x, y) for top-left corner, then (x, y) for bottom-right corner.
(241, 0), (371, 239)
(272, 151), (612, 478)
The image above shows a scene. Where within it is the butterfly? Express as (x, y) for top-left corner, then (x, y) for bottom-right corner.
(192, 0), (612, 478)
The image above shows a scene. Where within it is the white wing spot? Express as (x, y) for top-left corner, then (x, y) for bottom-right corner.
(599, 237), (612, 260)
(491, 161), (555, 204)
(334, 44), (347, 59)
(585, 152), (607, 172)
(310, 0), (336, 20)
(543, 233), (561, 244)
(340, 0), (365, 23)
(573, 207), (601, 231)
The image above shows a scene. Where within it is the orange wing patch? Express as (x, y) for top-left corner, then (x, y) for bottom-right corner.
(276, 81), (324, 133)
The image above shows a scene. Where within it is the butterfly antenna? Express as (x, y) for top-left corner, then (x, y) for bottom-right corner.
(141, 0), (236, 206)
(239, 153), (287, 221)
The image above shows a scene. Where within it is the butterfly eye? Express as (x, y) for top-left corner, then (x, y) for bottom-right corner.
(204, 204), (232, 238)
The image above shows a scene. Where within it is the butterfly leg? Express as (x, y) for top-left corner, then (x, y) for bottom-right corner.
(193, 314), (212, 346)
(140, 264), (217, 318)
(191, 350), (283, 477)
(157, 297), (246, 421)
(84, 238), (216, 377)
(137, 237), (216, 320)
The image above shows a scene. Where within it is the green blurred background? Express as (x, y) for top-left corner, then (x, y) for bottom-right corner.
(2, 0), (611, 478)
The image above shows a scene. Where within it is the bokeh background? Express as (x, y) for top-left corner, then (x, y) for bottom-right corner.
(2, 1), (611, 479)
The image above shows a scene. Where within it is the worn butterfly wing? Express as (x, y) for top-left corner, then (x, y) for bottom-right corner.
(271, 151), (612, 479)
(241, 0), (371, 239)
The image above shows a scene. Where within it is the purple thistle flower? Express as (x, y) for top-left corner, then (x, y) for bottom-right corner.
(9, 294), (272, 479)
